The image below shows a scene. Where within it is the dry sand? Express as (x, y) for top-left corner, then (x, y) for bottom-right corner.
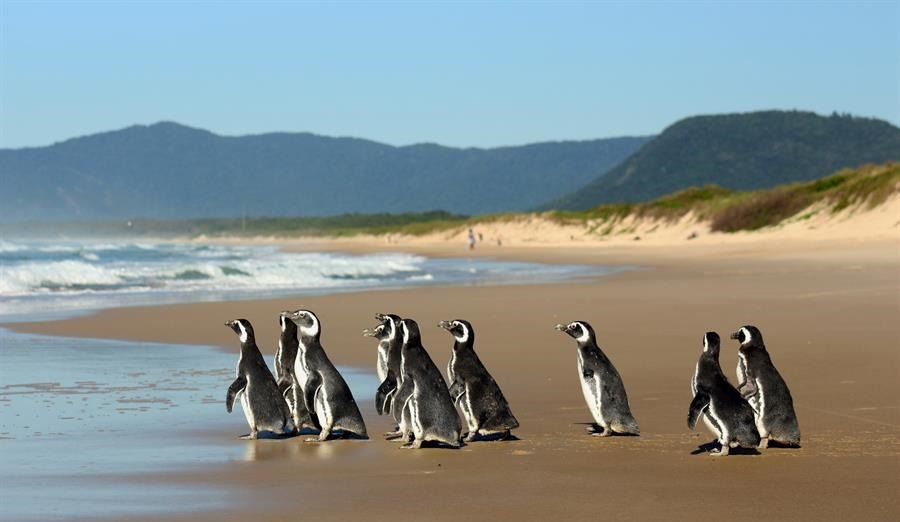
(9, 227), (900, 521)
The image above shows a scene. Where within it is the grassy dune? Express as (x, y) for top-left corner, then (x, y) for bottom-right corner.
(546, 162), (899, 233)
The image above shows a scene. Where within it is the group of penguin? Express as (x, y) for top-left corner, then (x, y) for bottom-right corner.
(226, 311), (800, 455)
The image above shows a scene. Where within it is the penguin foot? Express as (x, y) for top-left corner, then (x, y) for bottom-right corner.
(400, 440), (423, 449)
(584, 423), (602, 434)
(758, 437), (769, 450)
(240, 430), (259, 440)
(464, 432), (478, 442)
(384, 430), (404, 440)
(709, 447), (730, 457)
(591, 429), (612, 437)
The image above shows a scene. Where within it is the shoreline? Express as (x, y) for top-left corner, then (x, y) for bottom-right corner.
(6, 235), (900, 522)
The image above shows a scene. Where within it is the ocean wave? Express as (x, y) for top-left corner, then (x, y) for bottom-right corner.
(0, 242), (429, 298)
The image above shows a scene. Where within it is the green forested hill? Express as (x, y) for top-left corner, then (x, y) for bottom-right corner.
(546, 111), (900, 210)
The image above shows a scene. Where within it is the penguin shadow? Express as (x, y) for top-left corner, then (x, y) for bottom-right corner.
(409, 441), (466, 450)
(579, 422), (639, 437)
(238, 431), (293, 440)
(690, 441), (761, 456)
(466, 432), (521, 442)
(236, 426), (322, 441)
(765, 441), (802, 449)
(315, 429), (370, 441)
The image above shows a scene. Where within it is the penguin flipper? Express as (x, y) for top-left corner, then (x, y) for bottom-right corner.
(303, 372), (323, 417)
(740, 378), (759, 400)
(687, 392), (710, 430)
(226, 376), (247, 413)
(447, 380), (466, 404)
(277, 376), (293, 397)
(391, 378), (415, 421)
(376, 376), (397, 415)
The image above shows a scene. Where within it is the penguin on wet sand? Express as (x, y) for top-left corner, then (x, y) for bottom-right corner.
(688, 331), (761, 456)
(438, 319), (519, 441)
(225, 319), (291, 439)
(362, 312), (405, 439)
(275, 312), (318, 434)
(285, 309), (368, 441)
(554, 321), (640, 437)
(392, 318), (462, 449)
(732, 325), (801, 448)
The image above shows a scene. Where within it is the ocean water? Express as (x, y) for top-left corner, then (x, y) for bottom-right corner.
(0, 238), (620, 520)
(0, 328), (378, 521)
(0, 239), (610, 321)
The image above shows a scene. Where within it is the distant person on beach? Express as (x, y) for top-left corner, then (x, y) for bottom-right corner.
(468, 229), (476, 250)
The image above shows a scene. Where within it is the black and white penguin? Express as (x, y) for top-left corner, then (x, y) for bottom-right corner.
(732, 325), (801, 448)
(688, 332), (761, 456)
(285, 309), (368, 441)
(225, 319), (291, 439)
(438, 319), (519, 441)
(362, 313), (405, 439)
(275, 312), (318, 433)
(391, 318), (462, 449)
(554, 321), (640, 436)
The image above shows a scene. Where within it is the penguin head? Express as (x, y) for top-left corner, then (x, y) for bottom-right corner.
(278, 311), (298, 336)
(703, 331), (721, 356)
(225, 319), (255, 344)
(399, 318), (422, 346)
(362, 313), (401, 342)
(437, 319), (474, 345)
(730, 325), (763, 346)
(285, 309), (321, 339)
(554, 321), (595, 345)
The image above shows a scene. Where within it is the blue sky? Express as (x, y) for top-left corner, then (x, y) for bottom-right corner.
(1, 1), (898, 149)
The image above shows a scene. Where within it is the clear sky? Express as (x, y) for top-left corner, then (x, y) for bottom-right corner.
(1, 0), (898, 149)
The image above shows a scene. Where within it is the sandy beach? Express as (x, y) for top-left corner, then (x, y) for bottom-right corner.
(7, 230), (899, 522)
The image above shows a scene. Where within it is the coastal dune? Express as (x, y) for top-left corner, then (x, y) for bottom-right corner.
(11, 234), (899, 521)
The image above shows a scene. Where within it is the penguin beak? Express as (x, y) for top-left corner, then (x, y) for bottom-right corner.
(554, 323), (568, 332)
(437, 320), (452, 330)
(362, 328), (378, 338)
(224, 320), (236, 327)
(374, 313), (387, 321)
(730, 331), (740, 340)
(279, 310), (292, 318)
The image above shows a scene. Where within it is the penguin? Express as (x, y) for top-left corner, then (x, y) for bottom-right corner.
(391, 318), (462, 449)
(275, 312), (319, 433)
(285, 309), (368, 441)
(554, 321), (640, 436)
(362, 313), (405, 439)
(438, 319), (519, 441)
(732, 325), (801, 448)
(224, 319), (291, 439)
(688, 332), (761, 456)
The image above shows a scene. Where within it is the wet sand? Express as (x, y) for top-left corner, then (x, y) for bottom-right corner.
(9, 238), (900, 521)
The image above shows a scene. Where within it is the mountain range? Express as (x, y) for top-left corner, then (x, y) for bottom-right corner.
(0, 124), (648, 221)
(3, 110), (899, 222)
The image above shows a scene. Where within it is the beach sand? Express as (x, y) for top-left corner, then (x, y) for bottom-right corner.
(8, 236), (900, 521)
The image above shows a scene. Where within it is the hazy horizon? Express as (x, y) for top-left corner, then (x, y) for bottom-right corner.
(1, 108), (895, 152)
